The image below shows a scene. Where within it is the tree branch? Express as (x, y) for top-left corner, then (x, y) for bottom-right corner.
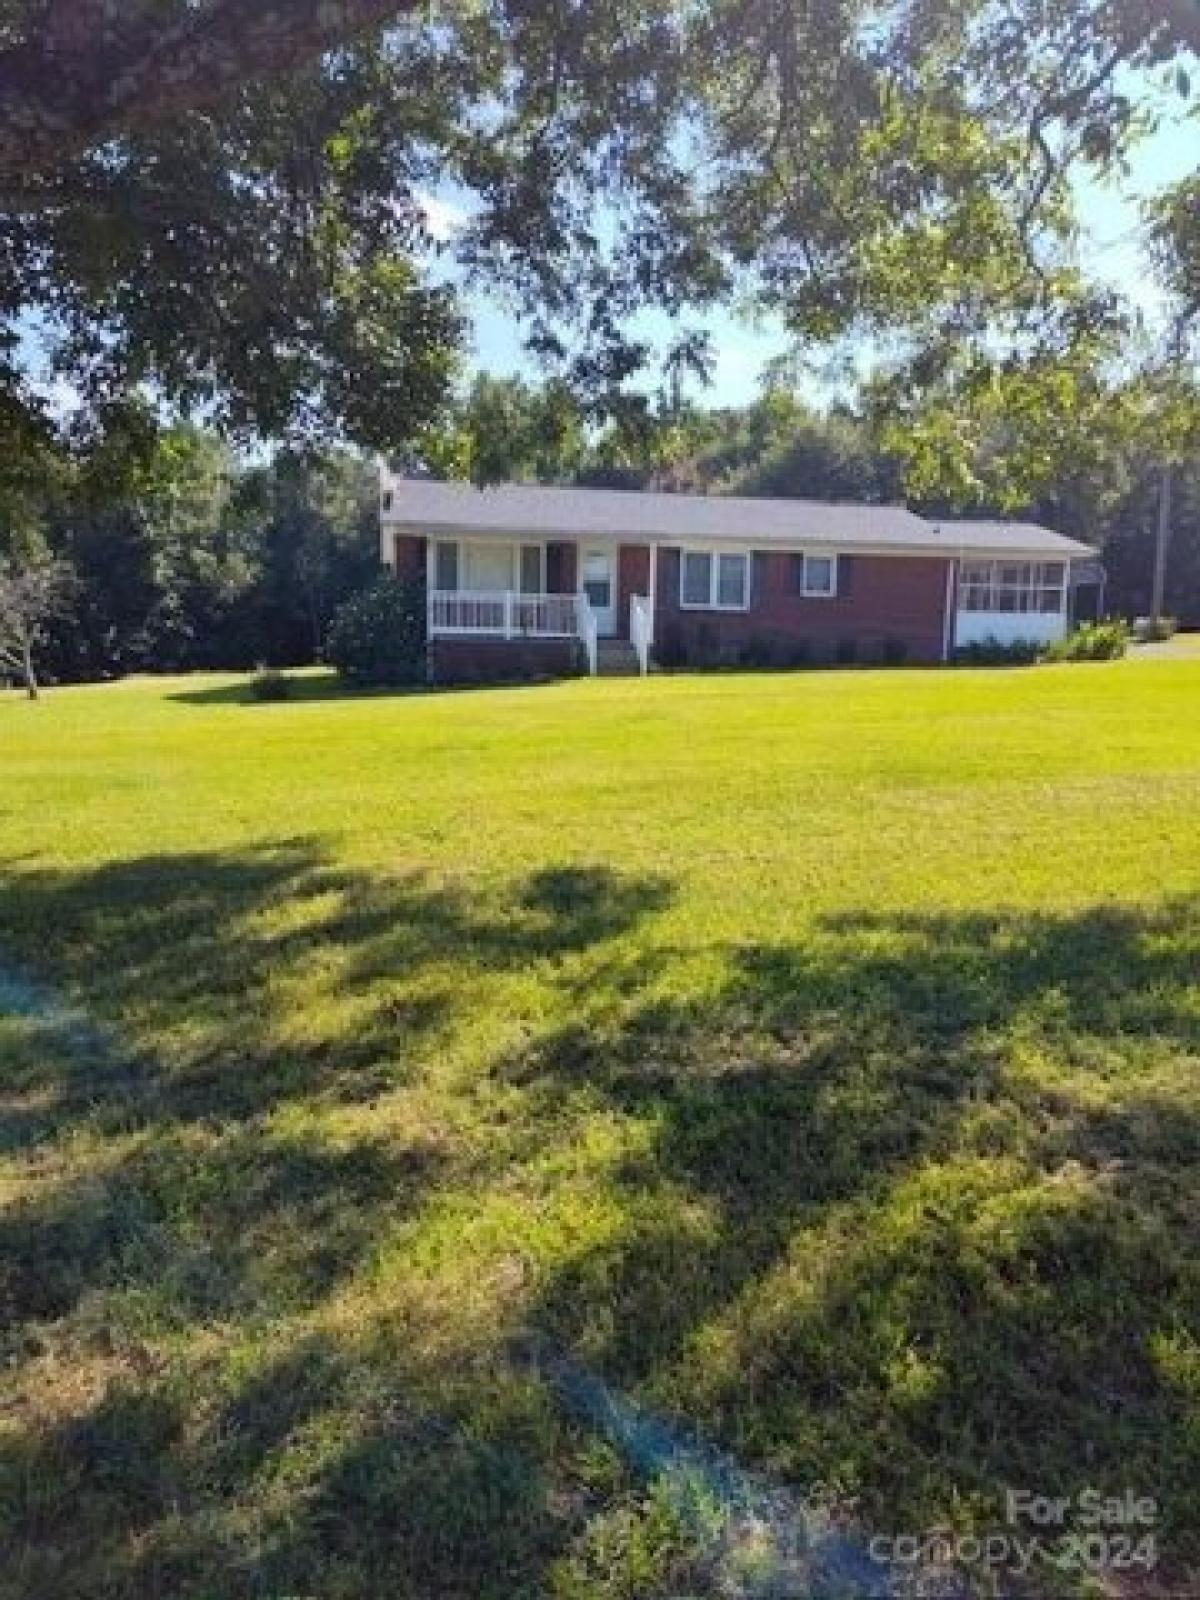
(0, 0), (420, 185)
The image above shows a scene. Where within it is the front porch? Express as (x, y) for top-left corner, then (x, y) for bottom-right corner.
(423, 535), (655, 676)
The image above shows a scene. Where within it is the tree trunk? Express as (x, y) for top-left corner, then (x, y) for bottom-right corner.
(1151, 461), (1172, 624)
(306, 580), (323, 662)
(21, 633), (38, 700)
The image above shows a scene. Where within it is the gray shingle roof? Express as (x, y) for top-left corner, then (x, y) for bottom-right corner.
(933, 521), (1094, 558)
(382, 477), (1094, 559)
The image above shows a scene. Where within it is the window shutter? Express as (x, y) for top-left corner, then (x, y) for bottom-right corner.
(545, 541), (563, 593)
(751, 552), (768, 607)
(837, 555), (853, 596)
(660, 548), (678, 607)
(790, 553), (806, 595)
(434, 541), (459, 592)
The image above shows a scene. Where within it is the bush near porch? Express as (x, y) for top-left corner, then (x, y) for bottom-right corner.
(655, 624), (915, 670)
(326, 575), (426, 686)
(1, 661), (1198, 1598)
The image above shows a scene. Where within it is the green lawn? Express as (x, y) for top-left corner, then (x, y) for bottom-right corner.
(2, 663), (1199, 1598)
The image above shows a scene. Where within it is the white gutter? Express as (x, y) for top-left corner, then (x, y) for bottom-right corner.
(941, 543), (960, 663)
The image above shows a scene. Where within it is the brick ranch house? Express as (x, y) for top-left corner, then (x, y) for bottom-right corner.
(379, 472), (1097, 681)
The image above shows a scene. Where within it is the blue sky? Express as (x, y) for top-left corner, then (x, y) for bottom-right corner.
(457, 108), (1197, 408)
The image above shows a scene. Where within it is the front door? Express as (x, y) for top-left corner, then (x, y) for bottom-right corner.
(580, 546), (617, 636)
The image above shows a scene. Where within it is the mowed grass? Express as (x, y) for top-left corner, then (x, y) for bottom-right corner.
(1, 662), (1199, 1597)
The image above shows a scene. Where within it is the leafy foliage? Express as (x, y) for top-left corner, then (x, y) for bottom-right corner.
(957, 620), (1131, 667)
(1148, 174), (1200, 323)
(1044, 619), (1130, 660)
(419, 375), (589, 486)
(9, 427), (383, 680)
(1, 0), (1197, 496)
(954, 637), (1044, 668)
(325, 575), (426, 686)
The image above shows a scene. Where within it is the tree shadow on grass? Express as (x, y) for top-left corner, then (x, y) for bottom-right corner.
(0, 845), (673, 1140)
(0, 843), (679, 1328)
(1, 1127), (447, 1324)
(0, 857), (1198, 1595)
(511, 898), (1200, 1571)
(0, 843), (677, 1596)
(167, 670), (570, 707)
(164, 670), (409, 706)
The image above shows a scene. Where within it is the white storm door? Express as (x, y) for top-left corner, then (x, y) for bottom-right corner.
(581, 546), (617, 636)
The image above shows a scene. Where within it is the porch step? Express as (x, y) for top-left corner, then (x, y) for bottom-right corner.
(595, 639), (641, 676)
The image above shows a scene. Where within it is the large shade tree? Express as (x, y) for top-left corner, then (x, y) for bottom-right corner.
(1, 0), (1197, 491)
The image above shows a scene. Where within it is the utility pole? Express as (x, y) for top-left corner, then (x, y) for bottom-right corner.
(1150, 461), (1172, 624)
(1150, 309), (1193, 626)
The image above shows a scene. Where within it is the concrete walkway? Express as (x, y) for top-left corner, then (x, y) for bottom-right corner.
(1129, 631), (1200, 660)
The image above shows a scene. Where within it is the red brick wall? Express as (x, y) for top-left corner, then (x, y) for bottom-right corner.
(430, 637), (582, 684)
(616, 545), (651, 641)
(654, 549), (950, 664)
(395, 535), (950, 671)
(392, 533), (425, 580)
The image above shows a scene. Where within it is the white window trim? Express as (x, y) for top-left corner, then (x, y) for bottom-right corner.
(679, 547), (752, 611)
(796, 551), (838, 598)
(429, 538), (547, 594)
(957, 559), (1066, 615)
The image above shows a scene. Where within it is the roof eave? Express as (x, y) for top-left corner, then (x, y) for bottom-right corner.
(384, 518), (1092, 560)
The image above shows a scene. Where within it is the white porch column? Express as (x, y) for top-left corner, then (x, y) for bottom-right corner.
(648, 541), (658, 643)
(942, 556), (958, 662)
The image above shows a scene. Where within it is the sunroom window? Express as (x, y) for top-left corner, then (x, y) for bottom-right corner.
(958, 560), (1065, 613)
(680, 549), (750, 610)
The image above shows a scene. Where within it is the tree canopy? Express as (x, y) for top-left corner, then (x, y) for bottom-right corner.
(2, 0), (1197, 498)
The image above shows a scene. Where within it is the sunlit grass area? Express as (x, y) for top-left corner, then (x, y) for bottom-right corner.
(2, 662), (1199, 1597)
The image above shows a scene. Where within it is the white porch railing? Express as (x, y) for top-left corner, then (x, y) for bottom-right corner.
(427, 588), (651, 678)
(629, 593), (652, 676)
(429, 590), (580, 639)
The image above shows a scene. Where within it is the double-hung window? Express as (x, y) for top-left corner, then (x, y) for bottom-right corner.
(794, 552), (837, 597)
(680, 548), (750, 610)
